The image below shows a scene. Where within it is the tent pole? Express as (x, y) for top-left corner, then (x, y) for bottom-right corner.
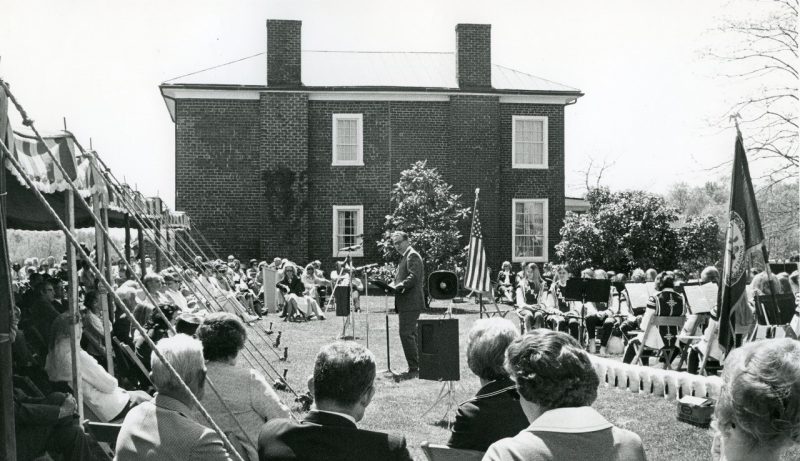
(65, 190), (84, 424)
(155, 214), (162, 272)
(138, 222), (145, 276)
(92, 175), (114, 375)
(124, 213), (131, 280)
(0, 124), (17, 461)
(100, 192), (115, 375)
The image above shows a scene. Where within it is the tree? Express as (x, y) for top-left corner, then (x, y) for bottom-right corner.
(556, 188), (682, 272)
(666, 179), (798, 261)
(710, 0), (798, 185)
(377, 161), (469, 273)
(677, 216), (722, 273)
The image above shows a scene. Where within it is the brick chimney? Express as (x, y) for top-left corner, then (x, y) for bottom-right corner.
(455, 24), (492, 89)
(266, 20), (302, 87)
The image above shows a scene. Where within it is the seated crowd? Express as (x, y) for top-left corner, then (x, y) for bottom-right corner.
(495, 260), (800, 372)
(8, 250), (351, 460)
(8, 251), (800, 460)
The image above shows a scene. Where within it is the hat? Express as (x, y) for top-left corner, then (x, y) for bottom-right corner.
(175, 312), (204, 336)
(249, 259), (258, 265)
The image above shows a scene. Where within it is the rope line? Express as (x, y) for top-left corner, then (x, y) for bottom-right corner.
(0, 137), (246, 461)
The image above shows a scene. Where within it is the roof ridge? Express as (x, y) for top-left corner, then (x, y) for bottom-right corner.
(493, 63), (579, 91)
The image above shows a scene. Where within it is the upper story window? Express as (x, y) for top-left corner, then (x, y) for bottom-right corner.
(512, 116), (548, 169)
(332, 205), (364, 257)
(332, 114), (363, 166)
(512, 198), (548, 262)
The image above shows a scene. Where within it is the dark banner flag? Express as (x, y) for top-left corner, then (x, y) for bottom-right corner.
(718, 128), (767, 352)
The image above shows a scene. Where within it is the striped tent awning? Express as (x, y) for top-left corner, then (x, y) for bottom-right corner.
(6, 129), (92, 195)
(165, 211), (190, 230)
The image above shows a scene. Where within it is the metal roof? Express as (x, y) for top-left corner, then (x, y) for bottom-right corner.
(162, 50), (581, 93)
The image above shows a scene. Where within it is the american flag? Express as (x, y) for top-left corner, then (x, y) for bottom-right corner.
(464, 202), (490, 293)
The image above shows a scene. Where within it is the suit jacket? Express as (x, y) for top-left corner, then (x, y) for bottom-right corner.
(447, 377), (529, 452)
(257, 410), (412, 461)
(484, 406), (646, 461)
(114, 393), (233, 461)
(393, 246), (424, 313)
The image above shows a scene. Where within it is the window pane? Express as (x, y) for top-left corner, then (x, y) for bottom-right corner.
(532, 120), (543, 142)
(336, 118), (359, 162)
(514, 202), (545, 258)
(532, 143), (543, 165)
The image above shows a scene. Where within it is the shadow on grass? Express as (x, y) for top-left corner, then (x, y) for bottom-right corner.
(425, 306), (478, 315)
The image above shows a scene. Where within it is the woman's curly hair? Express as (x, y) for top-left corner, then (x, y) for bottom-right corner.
(505, 330), (599, 410)
(716, 338), (800, 450)
(196, 312), (247, 362)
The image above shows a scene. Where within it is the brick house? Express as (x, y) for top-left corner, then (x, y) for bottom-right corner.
(160, 20), (583, 271)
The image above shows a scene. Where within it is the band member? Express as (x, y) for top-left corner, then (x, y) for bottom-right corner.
(583, 269), (618, 355)
(623, 272), (686, 365)
(496, 261), (515, 303)
(390, 231), (424, 378)
(516, 263), (546, 331)
(548, 266), (580, 341)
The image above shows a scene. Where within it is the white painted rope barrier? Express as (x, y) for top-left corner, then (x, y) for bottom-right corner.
(590, 356), (723, 401)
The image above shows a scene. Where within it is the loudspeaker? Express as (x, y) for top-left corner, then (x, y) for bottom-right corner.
(428, 271), (458, 300)
(417, 318), (460, 381)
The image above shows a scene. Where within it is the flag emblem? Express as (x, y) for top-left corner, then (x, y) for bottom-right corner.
(723, 211), (746, 286)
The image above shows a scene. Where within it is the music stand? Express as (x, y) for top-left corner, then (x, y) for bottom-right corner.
(370, 279), (397, 377)
(563, 279), (612, 349)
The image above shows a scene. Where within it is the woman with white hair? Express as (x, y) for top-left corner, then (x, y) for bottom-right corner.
(115, 334), (235, 460)
(448, 318), (529, 452)
(711, 338), (800, 461)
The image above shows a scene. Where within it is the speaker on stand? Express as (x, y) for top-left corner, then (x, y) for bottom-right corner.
(368, 278), (397, 377)
(420, 271), (462, 427)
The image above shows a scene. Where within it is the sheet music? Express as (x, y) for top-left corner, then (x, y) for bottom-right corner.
(683, 282), (717, 315)
(625, 283), (651, 310)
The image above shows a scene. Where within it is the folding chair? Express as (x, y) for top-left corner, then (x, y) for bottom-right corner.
(86, 420), (123, 456)
(632, 315), (686, 370)
(420, 442), (484, 461)
(676, 314), (710, 371)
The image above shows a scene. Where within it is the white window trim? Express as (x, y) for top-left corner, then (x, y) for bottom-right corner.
(332, 114), (364, 166)
(511, 199), (549, 263)
(511, 115), (548, 169)
(332, 205), (364, 257)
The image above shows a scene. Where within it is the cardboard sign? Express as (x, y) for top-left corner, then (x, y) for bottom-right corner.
(683, 283), (718, 315)
(262, 267), (278, 313)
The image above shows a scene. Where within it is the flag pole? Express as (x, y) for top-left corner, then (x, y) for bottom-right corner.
(470, 189), (484, 318)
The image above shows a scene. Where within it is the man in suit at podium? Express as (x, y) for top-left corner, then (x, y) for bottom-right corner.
(389, 231), (425, 378)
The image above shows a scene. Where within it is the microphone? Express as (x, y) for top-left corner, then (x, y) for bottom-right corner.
(354, 263), (378, 271)
(340, 244), (363, 252)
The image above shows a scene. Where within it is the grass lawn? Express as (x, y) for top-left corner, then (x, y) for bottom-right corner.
(241, 295), (799, 461)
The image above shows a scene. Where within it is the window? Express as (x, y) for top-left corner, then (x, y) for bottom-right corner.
(512, 116), (548, 169)
(512, 199), (548, 262)
(332, 205), (364, 257)
(332, 114), (363, 166)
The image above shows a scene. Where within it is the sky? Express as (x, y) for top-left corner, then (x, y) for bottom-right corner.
(0, 0), (780, 208)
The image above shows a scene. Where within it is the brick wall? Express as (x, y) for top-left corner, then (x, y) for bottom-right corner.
(498, 104), (566, 266)
(266, 20), (302, 87)
(260, 93), (309, 262)
(175, 95), (567, 274)
(175, 99), (262, 260)
(455, 24), (492, 89)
